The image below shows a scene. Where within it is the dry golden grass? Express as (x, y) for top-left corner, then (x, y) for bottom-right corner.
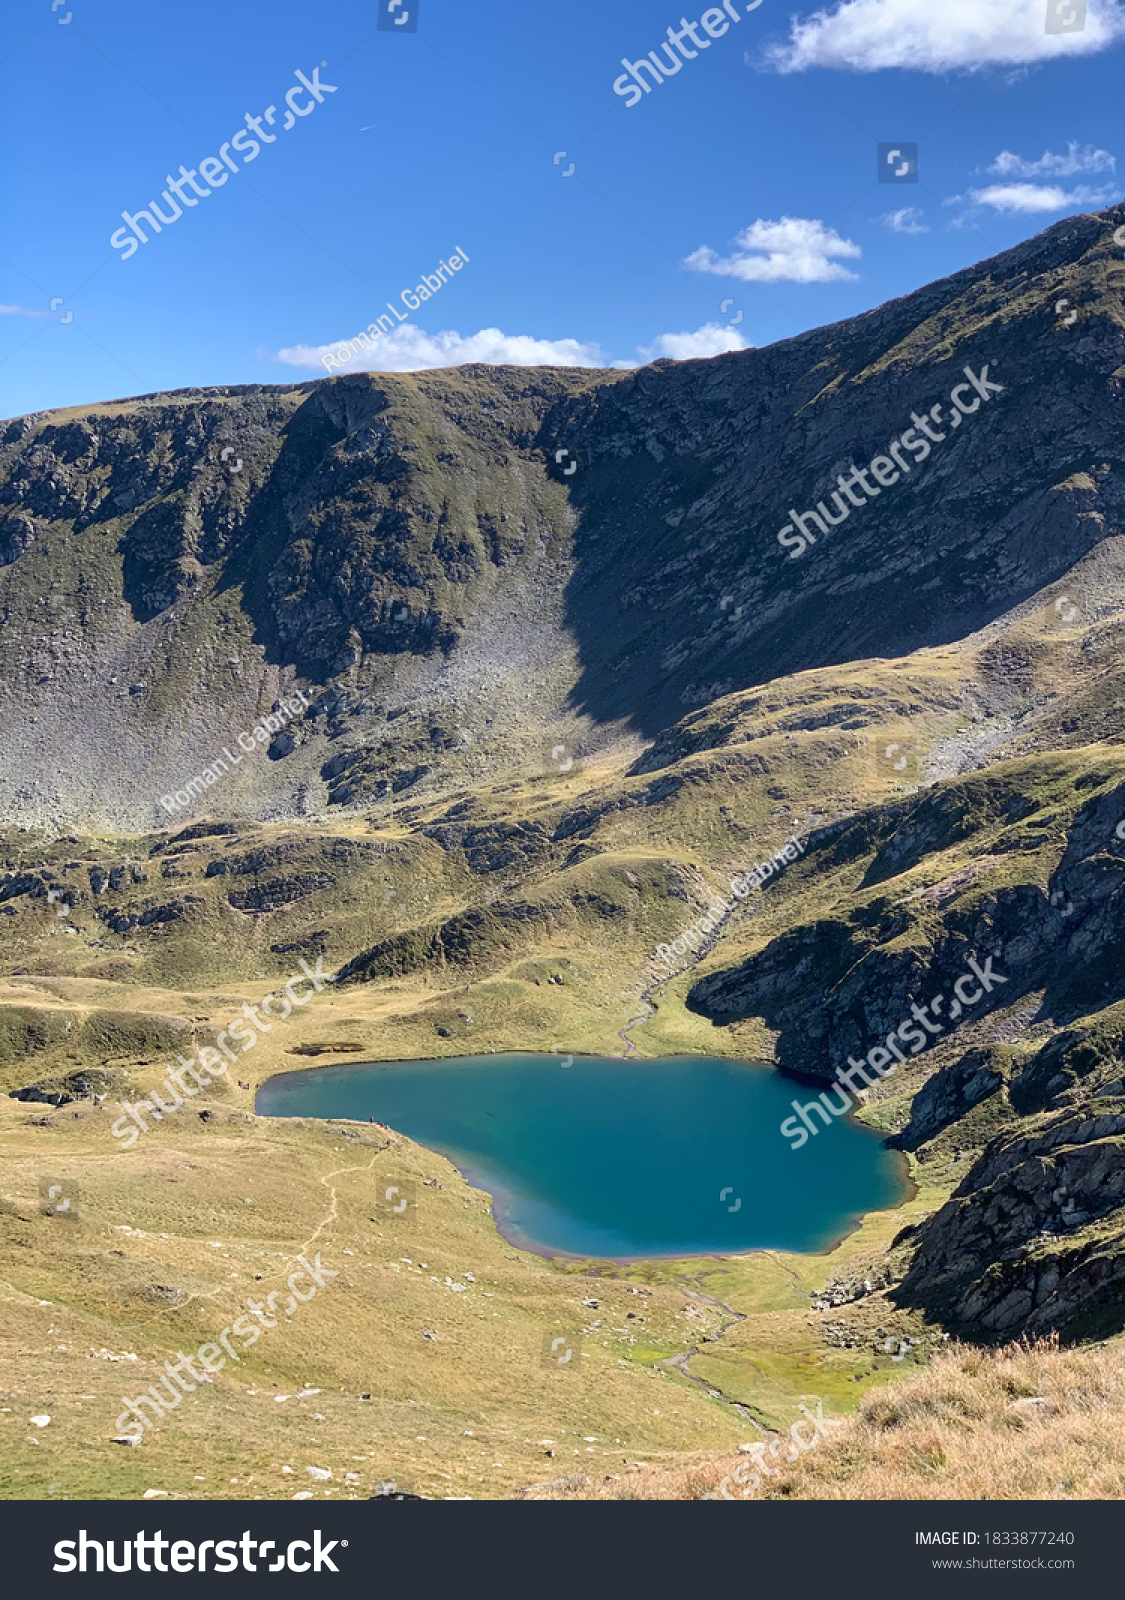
(521, 1340), (1125, 1500)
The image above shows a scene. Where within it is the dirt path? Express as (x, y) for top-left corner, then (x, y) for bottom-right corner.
(655, 1276), (769, 1432)
(616, 995), (655, 1056)
(301, 1147), (391, 1256)
(138, 1143), (394, 1330)
(618, 871), (751, 1055)
(761, 1250), (805, 1299)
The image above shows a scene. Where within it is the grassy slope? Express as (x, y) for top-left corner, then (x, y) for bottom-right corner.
(4, 587), (1125, 1499)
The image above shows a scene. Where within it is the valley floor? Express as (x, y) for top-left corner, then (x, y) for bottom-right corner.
(0, 1033), (943, 1502)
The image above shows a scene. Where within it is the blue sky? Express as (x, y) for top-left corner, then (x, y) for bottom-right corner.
(2, 0), (1123, 416)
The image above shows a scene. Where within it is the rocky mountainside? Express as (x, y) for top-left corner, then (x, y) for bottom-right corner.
(4, 203), (1125, 1355)
(3, 204), (1125, 830)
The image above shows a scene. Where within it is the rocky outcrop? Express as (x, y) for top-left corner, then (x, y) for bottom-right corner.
(9, 1067), (117, 1107)
(225, 874), (336, 914)
(894, 1047), (1006, 1151)
(687, 761), (1125, 1083)
(420, 818), (552, 875)
(101, 896), (204, 934)
(895, 1103), (1125, 1338)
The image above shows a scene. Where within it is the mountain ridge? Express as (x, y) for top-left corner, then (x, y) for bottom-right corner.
(4, 204), (1125, 831)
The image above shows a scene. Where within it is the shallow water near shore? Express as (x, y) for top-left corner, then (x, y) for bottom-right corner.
(257, 1052), (909, 1259)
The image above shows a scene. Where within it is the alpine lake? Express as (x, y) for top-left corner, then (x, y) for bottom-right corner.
(257, 1052), (909, 1260)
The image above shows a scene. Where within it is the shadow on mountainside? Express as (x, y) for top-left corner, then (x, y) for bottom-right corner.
(549, 205), (1125, 736)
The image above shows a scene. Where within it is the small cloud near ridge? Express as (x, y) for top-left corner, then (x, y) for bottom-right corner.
(685, 217), (861, 283)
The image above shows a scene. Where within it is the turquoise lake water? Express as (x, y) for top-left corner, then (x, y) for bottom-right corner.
(256, 1052), (909, 1260)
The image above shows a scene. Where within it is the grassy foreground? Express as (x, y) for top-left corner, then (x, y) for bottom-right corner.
(522, 1340), (1125, 1500)
(0, 1066), (941, 1502)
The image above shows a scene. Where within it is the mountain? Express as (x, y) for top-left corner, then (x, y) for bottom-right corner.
(3, 205), (1124, 830)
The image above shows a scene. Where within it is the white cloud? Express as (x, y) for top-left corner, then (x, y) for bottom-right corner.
(638, 323), (751, 361)
(762, 0), (1125, 74)
(685, 217), (861, 283)
(964, 181), (1118, 212)
(877, 206), (929, 233)
(0, 304), (49, 318)
(987, 142), (1116, 179)
(275, 324), (611, 374)
(271, 321), (752, 377)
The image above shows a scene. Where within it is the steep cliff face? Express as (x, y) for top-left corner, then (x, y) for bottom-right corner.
(3, 206), (1125, 829)
(0, 368), (612, 828)
(550, 206), (1125, 727)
